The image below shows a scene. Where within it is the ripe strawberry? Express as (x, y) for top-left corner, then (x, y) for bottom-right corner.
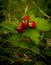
(29, 21), (36, 29)
(24, 15), (30, 20)
(17, 26), (23, 33)
(22, 21), (29, 29)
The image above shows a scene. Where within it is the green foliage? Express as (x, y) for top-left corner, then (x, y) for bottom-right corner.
(0, 0), (51, 65)
(24, 61), (34, 65)
(44, 31), (51, 38)
(0, 21), (18, 33)
(36, 18), (50, 31)
(34, 61), (46, 65)
(23, 29), (40, 44)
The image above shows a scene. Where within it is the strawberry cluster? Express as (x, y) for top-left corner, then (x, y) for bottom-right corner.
(16, 15), (36, 33)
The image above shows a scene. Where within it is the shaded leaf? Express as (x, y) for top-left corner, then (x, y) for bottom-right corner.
(34, 61), (46, 65)
(31, 47), (40, 54)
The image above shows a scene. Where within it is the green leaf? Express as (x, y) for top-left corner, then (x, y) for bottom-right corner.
(8, 34), (20, 46)
(0, 21), (18, 33)
(20, 43), (29, 49)
(42, 47), (51, 57)
(31, 47), (40, 54)
(23, 29), (40, 44)
(34, 61), (46, 65)
(44, 31), (51, 38)
(24, 61), (34, 65)
(34, 18), (50, 31)
(8, 34), (30, 49)
(47, 51), (51, 57)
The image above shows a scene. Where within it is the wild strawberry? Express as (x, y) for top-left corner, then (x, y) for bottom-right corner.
(17, 26), (23, 33)
(24, 15), (30, 20)
(29, 21), (36, 29)
(22, 21), (29, 29)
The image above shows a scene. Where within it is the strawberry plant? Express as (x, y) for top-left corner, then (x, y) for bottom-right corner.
(0, 0), (51, 65)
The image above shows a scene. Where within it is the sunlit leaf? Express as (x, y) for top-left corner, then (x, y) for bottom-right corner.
(23, 29), (40, 44)
(34, 18), (50, 31)
(0, 21), (19, 33)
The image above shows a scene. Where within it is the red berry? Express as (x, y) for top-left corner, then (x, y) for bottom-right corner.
(24, 15), (30, 20)
(22, 22), (29, 29)
(31, 21), (36, 28)
(17, 26), (23, 33)
(29, 21), (36, 29)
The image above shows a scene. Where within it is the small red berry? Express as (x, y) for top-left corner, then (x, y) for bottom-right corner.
(24, 15), (30, 20)
(31, 21), (36, 28)
(29, 21), (36, 29)
(17, 26), (23, 33)
(22, 22), (29, 29)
